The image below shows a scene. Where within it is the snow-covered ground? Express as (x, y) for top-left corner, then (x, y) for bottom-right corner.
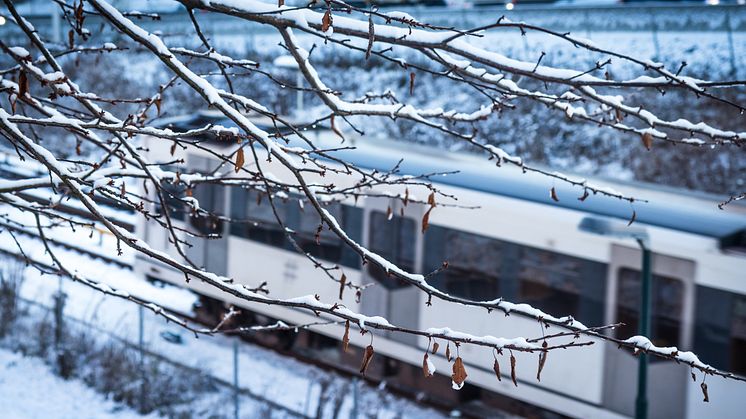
(0, 348), (154, 419)
(0, 199), (443, 418)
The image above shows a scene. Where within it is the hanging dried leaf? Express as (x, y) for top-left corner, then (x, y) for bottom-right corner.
(550, 187), (559, 202)
(68, 29), (75, 49)
(18, 71), (28, 97)
(403, 188), (410, 207)
(451, 357), (468, 387)
(278, 0), (284, 6)
(493, 358), (502, 382)
(386, 205), (392, 220)
(690, 371), (696, 382)
(330, 114), (345, 140)
(627, 209), (637, 226)
(615, 108), (624, 123)
(701, 381), (709, 402)
(431, 341), (439, 355)
(421, 208), (432, 234)
(641, 132), (653, 151)
(154, 97), (162, 116)
(321, 9), (332, 32)
(510, 354), (518, 387)
(536, 341), (548, 382)
(170, 141), (177, 156)
(445, 343), (452, 362)
(342, 320), (350, 352)
(338, 273), (347, 300)
(365, 13), (375, 60)
(409, 72), (416, 95)
(422, 353), (435, 378)
(427, 191), (436, 207)
(578, 189), (589, 202)
(359, 345), (374, 375)
(234, 147), (245, 173)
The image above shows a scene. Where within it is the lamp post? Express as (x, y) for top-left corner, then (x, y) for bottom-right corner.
(578, 217), (651, 419)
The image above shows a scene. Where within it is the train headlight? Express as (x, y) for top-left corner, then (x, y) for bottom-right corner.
(505, 2), (514, 10)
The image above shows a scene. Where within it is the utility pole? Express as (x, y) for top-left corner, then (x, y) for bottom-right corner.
(635, 239), (652, 419)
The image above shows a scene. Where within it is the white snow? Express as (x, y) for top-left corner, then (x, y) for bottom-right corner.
(0, 348), (153, 419)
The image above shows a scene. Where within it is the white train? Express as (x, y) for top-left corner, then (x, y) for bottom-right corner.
(136, 111), (746, 419)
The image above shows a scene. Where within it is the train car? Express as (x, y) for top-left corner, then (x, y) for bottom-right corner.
(136, 111), (746, 419)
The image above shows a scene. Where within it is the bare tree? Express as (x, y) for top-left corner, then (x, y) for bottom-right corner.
(0, 0), (744, 397)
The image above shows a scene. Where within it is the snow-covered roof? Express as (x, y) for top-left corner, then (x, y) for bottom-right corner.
(160, 112), (746, 240)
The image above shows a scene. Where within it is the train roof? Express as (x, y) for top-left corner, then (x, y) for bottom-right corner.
(155, 112), (746, 244)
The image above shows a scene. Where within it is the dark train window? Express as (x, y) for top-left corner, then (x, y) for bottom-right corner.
(155, 181), (187, 221)
(367, 211), (416, 289)
(615, 268), (683, 348)
(296, 202), (342, 261)
(229, 188), (362, 268)
(516, 247), (607, 324)
(424, 225), (606, 325)
(694, 286), (746, 376)
(424, 226), (501, 300)
(229, 189), (288, 247)
(188, 183), (224, 235)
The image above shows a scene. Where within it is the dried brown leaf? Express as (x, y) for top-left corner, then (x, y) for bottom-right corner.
(365, 14), (375, 60)
(641, 132), (653, 151)
(409, 72), (416, 95)
(68, 29), (75, 49)
(451, 357), (468, 386)
(278, 0), (284, 6)
(359, 345), (374, 375)
(170, 141), (177, 156)
(445, 343), (452, 362)
(330, 114), (345, 141)
(431, 341), (439, 355)
(701, 381), (709, 402)
(422, 353), (433, 378)
(322, 10), (332, 32)
(550, 187), (559, 202)
(510, 354), (518, 387)
(536, 341), (548, 382)
(493, 358), (502, 382)
(18, 71), (28, 97)
(338, 273), (347, 300)
(234, 147), (245, 173)
(342, 320), (350, 352)
(427, 191), (436, 207)
(421, 208), (432, 234)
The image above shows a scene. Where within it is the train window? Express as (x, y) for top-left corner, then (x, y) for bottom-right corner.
(230, 189), (363, 268)
(615, 268), (683, 348)
(694, 286), (746, 375)
(155, 181), (187, 221)
(229, 188), (288, 248)
(189, 183), (224, 235)
(516, 247), (606, 325)
(367, 211), (416, 289)
(297, 201), (341, 262)
(424, 226), (501, 300)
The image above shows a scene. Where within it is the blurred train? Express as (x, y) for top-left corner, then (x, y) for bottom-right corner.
(136, 111), (746, 419)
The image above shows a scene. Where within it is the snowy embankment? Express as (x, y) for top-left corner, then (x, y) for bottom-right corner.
(0, 202), (442, 418)
(0, 348), (154, 419)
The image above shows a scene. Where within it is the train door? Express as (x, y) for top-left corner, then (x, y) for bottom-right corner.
(360, 196), (425, 345)
(602, 244), (695, 419)
(185, 155), (229, 276)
